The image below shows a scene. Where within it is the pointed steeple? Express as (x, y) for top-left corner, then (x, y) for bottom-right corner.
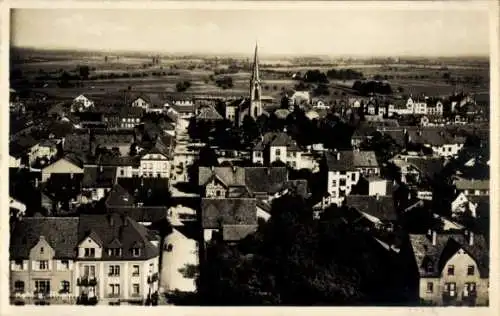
(251, 42), (260, 83)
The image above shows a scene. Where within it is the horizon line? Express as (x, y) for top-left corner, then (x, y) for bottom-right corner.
(10, 45), (491, 60)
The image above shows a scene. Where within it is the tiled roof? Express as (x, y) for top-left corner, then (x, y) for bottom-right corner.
(455, 179), (489, 191)
(222, 224), (258, 241)
(78, 213), (159, 260)
(82, 166), (117, 188)
(326, 150), (379, 171)
(117, 177), (170, 206)
(405, 157), (446, 180)
(344, 195), (397, 222)
(198, 167), (246, 187)
(108, 206), (168, 224)
(96, 155), (140, 167)
(409, 233), (489, 278)
(244, 167), (288, 194)
(105, 184), (135, 207)
(253, 132), (301, 152)
(63, 133), (91, 154)
(10, 217), (80, 259)
(201, 198), (257, 229)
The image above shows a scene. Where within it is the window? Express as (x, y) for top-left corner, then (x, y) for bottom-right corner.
(426, 282), (434, 293)
(332, 180), (337, 187)
(215, 190), (221, 197)
(445, 282), (456, 294)
(447, 265), (455, 276)
(339, 179), (346, 186)
(426, 262), (433, 273)
(149, 263), (154, 273)
(14, 260), (24, 270)
(109, 284), (120, 296)
(109, 265), (120, 276)
(132, 265), (140, 276)
(132, 248), (141, 257)
(83, 265), (96, 278)
(39, 260), (49, 271)
(351, 173), (356, 182)
(107, 248), (122, 257)
(14, 281), (25, 293)
(60, 281), (70, 293)
(132, 284), (140, 295)
(60, 260), (70, 270)
(275, 149), (281, 156)
(35, 280), (50, 294)
(467, 265), (475, 276)
(465, 282), (476, 294)
(339, 190), (346, 198)
(84, 248), (95, 258)
(40, 247), (44, 254)
(331, 191), (337, 198)
(120, 169), (124, 176)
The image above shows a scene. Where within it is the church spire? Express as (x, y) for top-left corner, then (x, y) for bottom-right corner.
(251, 42), (260, 83)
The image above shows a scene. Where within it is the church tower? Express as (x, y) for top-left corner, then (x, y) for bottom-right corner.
(249, 43), (262, 119)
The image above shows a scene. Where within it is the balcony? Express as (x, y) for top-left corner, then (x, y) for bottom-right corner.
(147, 272), (159, 284)
(77, 277), (98, 287)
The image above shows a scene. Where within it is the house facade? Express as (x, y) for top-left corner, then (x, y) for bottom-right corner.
(409, 231), (489, 306)
(41, 156), (84, 182)
(10, 215), (160, 305)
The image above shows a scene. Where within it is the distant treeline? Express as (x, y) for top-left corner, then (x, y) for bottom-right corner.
(352, 80), (393, 96)
(295, 68), (365, 83)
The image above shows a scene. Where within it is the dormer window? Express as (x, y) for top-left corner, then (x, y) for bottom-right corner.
(107, 248), (122, 257)
(40, 247), (44, 254)
(84, 248), (96, 258)
(131, 248), (141, 257)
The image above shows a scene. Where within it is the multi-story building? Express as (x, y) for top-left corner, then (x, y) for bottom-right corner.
(252, 132), (309, 169)
(408, 231), (489, 306)
(139, 147), (171, 178)
(324, 150), (380, 206)
(9, 214), (160, 305)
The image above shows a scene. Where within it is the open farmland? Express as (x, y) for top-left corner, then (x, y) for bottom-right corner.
(10, 48), (489, 105)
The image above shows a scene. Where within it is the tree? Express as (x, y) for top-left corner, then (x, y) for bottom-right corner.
(198, 145), (219, 167)
(241, 116), (260, 145)
(176, 80), (192, 92)
(78, 65), (90, 80)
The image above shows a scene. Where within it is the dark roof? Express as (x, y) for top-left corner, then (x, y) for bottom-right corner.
(96, 155), (140, 167)
(82, 166), (117, 188)
(10, 217), (79, 259)
(405, 157), (446, 180)
(344, 195), (397, 222)
(117, 177), (170, 206)
(326, 150), (379, 172)
(78, 213), (158, 260)
(409, 233), (489, 278)
(94, 131), (135, 146)
(198, 167), (246, 187)
(282, 179), (309, 198)
(201, 198), (257, 228)
(253, 132), (301, 151)
(222, 224), (258, 241)
(244, 167), (288, 194)
(108, 206), (168, 224)
(105, 184), (135, 207)
(63, 133), (91, 154)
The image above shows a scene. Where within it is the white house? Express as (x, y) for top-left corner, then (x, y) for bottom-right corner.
(324, 150), (380, 206)
(71, 95), (94, 112)
(139, 148), (171, 178)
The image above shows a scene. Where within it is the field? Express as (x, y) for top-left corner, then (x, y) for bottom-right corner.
(10, 48), (490, 104)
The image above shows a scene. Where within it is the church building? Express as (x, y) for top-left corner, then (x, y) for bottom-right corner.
(225, 43), (265, 126)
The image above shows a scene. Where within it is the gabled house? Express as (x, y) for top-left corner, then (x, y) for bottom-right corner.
(10, 217), (80, 304)
(196, 105), (224, 122)
(408, 231), (489, 306)
(252, 132), (307, 169)
(201, 198), (257, 243)
(41, 154), (85, 182)
(344, 195), (398, 232)
(139, 147), (171, 178)
(324, 150), (380, 206)
(81, 166), (117, 204)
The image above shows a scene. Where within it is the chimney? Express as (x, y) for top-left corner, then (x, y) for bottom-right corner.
(336, 152), (340, 161)
(432, 230), (437, 246)
(468, 231), (474, 246)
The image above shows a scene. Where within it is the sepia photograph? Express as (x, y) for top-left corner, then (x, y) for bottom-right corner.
(3, 0), (497, 310)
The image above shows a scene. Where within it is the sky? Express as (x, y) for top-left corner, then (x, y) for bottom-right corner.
(10, 5), (491, 57)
